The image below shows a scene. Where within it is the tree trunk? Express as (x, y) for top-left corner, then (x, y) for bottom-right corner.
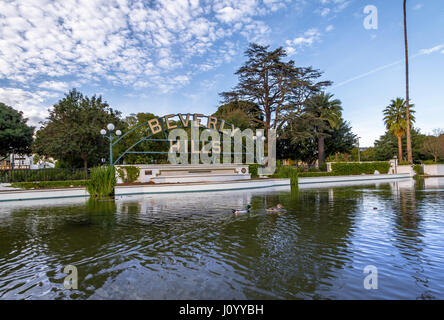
(80, 155), (87, 169)
(397, 135), (403, 161)
(404, 0), (413, 163)
(318, 136), (325, 167)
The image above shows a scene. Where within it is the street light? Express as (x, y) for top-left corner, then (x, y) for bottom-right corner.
(100, 123), (121, 165)
(357, 136), (361, 162)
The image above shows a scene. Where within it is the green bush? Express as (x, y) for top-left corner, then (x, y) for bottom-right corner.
(248, 164), (259, 178)
(297, 172), (335, 178)
(0, 168), (88, 183)
(86, 165), (116, 198)
(116, 166), (140, 183)
(413, 164), (423, 176)
(331, 162), (390, 175)
(11, 180), (89, 189)
(125, 166), (140, 183)
(116, 167), (125, 181)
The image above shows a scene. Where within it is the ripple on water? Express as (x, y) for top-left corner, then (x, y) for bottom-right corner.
(1, 180), (444, 299)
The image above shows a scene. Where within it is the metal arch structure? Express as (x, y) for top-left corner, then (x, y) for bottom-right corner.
(111, 114), (259, 165)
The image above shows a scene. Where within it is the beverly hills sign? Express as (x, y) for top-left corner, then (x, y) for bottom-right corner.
(123, 113), (276, 175)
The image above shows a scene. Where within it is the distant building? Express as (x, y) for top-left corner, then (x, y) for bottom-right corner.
(0, 154), (55, 170)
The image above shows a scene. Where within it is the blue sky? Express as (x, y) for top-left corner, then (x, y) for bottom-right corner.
(0, 0), (443, 146)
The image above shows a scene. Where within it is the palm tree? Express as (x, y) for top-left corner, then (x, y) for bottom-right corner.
(404, 0), (413, 162)
(383, 98), (415, 161)
(301, 92), (343, 166)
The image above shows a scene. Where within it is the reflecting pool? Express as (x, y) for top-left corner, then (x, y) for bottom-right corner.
(1, 178), (444, 299)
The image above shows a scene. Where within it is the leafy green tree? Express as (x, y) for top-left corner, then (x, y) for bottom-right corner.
(383, 98), (415, 161)
(220, 43), (330, 132)
(373, 127), (425, 161)
(212, 101), (263, 130)
(325, 121), (357, 158)
(278, 119), (355, 165)
(0, 102), (34, 162)
(33, 89), (122, 168)
(291, 92), (343, 166)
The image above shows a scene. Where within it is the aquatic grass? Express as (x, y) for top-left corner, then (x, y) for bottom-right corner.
(86, 165), (116, 198)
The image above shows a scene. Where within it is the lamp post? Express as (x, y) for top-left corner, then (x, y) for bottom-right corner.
(357, 136), (361, 162)
(100, 123), (121, 166)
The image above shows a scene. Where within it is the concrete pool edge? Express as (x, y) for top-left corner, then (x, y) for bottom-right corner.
(0, 179), (291, 202)
(298, 173), (412, 184)
(0, 174), (413, 202)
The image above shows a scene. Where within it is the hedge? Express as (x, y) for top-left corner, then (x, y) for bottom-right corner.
(0, 168), (89, 183)
(117, 166), (140, 183)
(11, 180), (89, 190)
(248, 164), (259, 178)
(330, 162), (390, 175)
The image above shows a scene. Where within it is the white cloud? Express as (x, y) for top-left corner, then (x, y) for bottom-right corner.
(38, 81), (69, 92)
(317, 0), (351, 14)
(413, 4), (423, 10)
(0, 87), (51, 127)
(285, 28), (321, 55)
(320, 8), (330, 16)
(0, 0), (291, 118)
(419, 44), (444, 55)
(326, 25), (334, 32)
(0, 0), (286, 88)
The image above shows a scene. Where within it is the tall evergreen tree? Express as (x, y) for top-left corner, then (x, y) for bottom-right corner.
(220, 43), (330, 133)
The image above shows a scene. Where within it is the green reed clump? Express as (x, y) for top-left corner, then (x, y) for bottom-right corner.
(86, 165), (116, 198)
(276, 166), (299, 186)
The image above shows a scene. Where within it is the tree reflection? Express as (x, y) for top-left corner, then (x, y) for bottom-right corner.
(217, 187), (360, 299)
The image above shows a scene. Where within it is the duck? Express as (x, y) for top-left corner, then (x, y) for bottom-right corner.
(232, 204), (251, 214)
(266, 203), (285, 213)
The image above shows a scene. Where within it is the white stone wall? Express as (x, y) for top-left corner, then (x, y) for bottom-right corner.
(423, 164), (444, 176)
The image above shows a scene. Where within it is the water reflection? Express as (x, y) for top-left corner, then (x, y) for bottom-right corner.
(0, 179), (444, 299)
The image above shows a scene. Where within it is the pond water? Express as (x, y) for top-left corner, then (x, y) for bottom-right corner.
(1, 178), (444, 300)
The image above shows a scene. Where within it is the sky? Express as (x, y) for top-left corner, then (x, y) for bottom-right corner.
(0, 0), (443, 147)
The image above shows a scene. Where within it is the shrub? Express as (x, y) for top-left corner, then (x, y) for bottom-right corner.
(116, 166), (140, 183)
(86, 165), (116, 198)
(11, 180), (89, 189)
(413, 164), (423, 176)
(0, 168), (88, 183)
(116, 167), (125, 181)
(248, 164), (259, 178)
(331, 162), (390, 175)
(125, 166), (140, 183)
